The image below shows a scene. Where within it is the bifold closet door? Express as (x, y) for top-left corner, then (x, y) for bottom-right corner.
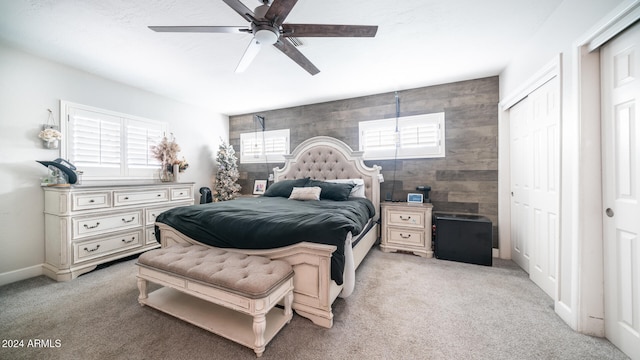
(509, 77), (560, 300)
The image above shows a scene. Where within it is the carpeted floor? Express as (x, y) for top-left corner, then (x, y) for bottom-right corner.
(0, 249), (629, 360)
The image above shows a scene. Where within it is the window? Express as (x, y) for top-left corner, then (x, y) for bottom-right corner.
(240, 129), (290, 164)
(61, 101), (167, 180)
(359, 112), (445, 160)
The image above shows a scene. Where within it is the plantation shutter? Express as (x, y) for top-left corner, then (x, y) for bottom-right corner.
(359, 112), (445, 159)
(361, 119), (397, 151)
(68, 109), (122, 174)
(242, 137), (262, 159)
(264, 136), (287, 157)
(240, 129), (290, 163)
(399, 119), (442, 154)
(63, 101), (168, 179)
(127, 121), (164, 168)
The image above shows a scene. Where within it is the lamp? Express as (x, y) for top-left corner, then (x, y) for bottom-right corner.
(254, 28), (278, 45)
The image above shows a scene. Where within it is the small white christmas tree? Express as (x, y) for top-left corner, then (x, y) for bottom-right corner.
(212, 140), (241, 202)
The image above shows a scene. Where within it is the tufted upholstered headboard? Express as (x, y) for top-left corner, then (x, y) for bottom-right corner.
(273, 136), (382, 220)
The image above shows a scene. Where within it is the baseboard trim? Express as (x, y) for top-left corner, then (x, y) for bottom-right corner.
(0, 264), (44, 287)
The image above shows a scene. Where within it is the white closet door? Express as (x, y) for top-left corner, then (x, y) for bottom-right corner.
(509, 77), (560, 300)
(602, 23), (640, 360)
(528, 78), (560, 299)
(510, 98), (532, 272)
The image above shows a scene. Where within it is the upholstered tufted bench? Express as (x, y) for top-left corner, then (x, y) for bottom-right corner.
(136, 243), (294, 357)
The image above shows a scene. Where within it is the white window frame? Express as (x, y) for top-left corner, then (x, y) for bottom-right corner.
(358, 112), (445, 160)
(240, 129), (290, 164)
(60, 101), (168, 181)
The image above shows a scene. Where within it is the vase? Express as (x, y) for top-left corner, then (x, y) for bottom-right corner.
(159, 165), (172, 182)
(43, 139), (59, 149)
(173, 164), (180, 182)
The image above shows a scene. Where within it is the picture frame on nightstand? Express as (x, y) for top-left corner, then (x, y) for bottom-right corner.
(253, 180), (267, 195)
(407, 193), (423, 203)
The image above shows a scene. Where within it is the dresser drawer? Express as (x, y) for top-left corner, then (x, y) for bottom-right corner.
(387, 228), (425, 247)
(73, 210), (143, 239)
(170, 187), (192, 201)
(386, 209), (425, 228)
(146, 206), (176, 225)
(71, 192), (111, 211)
(73, 230), (143, 264)
(114, 189), (168, 206)
(145, 226), (159, 245)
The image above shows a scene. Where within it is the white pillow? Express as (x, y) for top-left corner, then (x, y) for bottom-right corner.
(289, 186), (321, 201)
(326, 179), (366, 198)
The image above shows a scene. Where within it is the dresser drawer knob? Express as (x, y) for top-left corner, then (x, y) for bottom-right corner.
(400, 233), (411, 239)
(157, 194), (162, 197)
(121, 237), (135, 244)
(89, 199), (95, 203)
(84, 244), (100, 252)
(124, 196), (129, 200)
(121, 217), (136, 223)
(399, 215), (412, 221)
(83, 222), (100, 229)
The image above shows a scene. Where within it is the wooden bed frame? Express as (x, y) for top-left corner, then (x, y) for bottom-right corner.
(156, 136), (381, 328)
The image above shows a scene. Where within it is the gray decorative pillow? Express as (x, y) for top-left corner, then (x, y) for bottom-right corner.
(306, 180), (355, 201)
(263, 178), (310, 197)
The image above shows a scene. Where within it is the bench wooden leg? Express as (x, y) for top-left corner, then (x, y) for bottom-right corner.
(252, 314), (266, 357)
(137, 277), (148, 304)
(284, 290), (293, 323)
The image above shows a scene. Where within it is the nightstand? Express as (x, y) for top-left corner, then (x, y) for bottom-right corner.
(380, 202), (434, 258)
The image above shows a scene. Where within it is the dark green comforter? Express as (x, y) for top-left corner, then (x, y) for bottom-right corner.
(155, 196), (375, 285)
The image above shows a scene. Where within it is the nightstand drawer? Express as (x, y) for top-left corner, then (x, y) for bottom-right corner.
(387, 228), (425, 246)
(73, 210), (142, 239)
(73, 231), (142, 264)
(71, 192), (111, 211)
(114, 189), (168, 206)
(386, 209), (425, 228)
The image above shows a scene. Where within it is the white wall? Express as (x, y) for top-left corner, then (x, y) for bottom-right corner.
(499, 0), (630, 335)
(0, 41), (228, 285)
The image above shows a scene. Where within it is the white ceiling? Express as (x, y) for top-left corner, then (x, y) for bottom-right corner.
(0, 0), (563, 115)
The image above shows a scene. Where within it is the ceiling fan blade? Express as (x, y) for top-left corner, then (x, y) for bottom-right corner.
(265, 0), (298, 27)
(281, 24), (378, 37)
(222, 0), (255, 22)
(235, 38), (262, 73)
(273, 38), (319, 75)
(148, 26), (248, 33)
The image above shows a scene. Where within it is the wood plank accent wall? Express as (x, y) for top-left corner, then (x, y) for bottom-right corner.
(229, 76), (499, 247)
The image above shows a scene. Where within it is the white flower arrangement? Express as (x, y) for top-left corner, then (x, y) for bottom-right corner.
(38, 128), (62, 141)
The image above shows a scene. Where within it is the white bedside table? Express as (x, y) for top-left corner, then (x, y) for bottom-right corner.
(380, 202), (434, 258)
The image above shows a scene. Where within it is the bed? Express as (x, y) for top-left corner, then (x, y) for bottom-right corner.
(154, 136), (381, 328)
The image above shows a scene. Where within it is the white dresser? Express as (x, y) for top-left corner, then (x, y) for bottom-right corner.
(42, 182), (195, 281)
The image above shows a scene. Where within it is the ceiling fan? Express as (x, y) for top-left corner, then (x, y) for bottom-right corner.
(149, 0), (378, 75)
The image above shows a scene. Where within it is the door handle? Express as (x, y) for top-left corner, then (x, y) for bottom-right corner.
(606, 208), (614, 217)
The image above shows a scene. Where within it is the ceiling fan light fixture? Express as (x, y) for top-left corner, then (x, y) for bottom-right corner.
(254, 28), (278, 45)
